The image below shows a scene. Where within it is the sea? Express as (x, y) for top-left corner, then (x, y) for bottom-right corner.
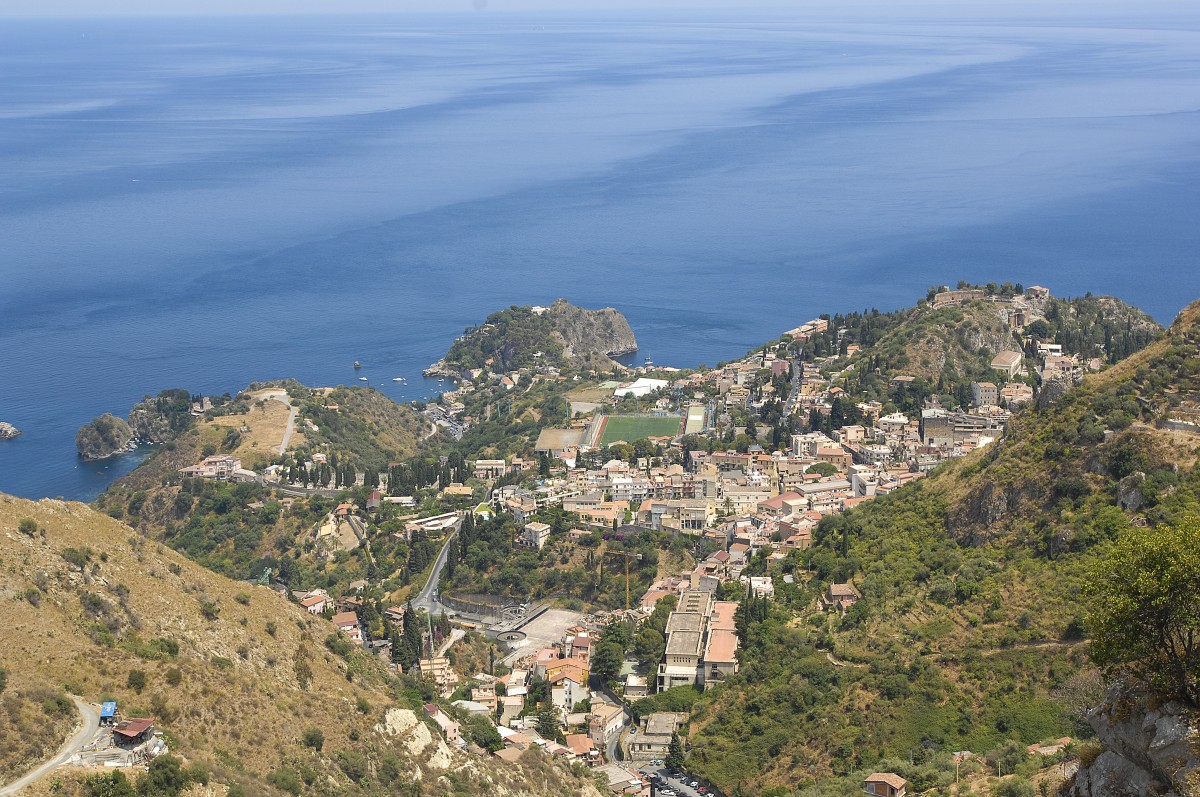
(2, 5), (1200, 502)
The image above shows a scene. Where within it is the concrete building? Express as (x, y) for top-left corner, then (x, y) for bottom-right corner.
(970, 381), (998, 408)
(423, 704), (463, 748)
(473, 459), (507, 480)
(863, 773), (907, 797)
(522, 521), (551, 550)
(990, 351), (1024, 379)
(629, 712), (687, 760)
(657, 591), (741, 690)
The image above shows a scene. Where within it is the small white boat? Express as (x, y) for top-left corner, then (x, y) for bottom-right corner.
(392, 377), (405, 382)
(358, 377), (368, 382)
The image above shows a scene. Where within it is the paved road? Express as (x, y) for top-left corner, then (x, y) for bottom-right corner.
(411, 530), (456, 615)
(784, 359), (802, 417)
(436, 628), (465, 657)
(272, 392), (300, 455)
(0, 699), (98, 796)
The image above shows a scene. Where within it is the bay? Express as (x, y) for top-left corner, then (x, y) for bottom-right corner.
(2, 6), (1199, 500)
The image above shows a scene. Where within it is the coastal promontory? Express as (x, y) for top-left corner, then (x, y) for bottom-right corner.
(426, 298), (637, 378)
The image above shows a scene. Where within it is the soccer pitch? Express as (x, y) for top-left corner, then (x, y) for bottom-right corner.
(596, 414), (683, 446)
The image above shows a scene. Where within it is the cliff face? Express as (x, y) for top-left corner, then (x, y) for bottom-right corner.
(1066, 686), (1200, 797)
(544, 297), (638, 359)
(74, 413), (133, 461)
(126, 388), (193, 443)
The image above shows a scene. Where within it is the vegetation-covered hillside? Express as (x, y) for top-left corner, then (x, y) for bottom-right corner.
(683, 301), (1199, 796)
(793, 285), (1160, 413)
(293, 383), (433, 470)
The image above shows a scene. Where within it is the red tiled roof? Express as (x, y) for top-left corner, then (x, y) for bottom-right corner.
(865, 772), (907, 789)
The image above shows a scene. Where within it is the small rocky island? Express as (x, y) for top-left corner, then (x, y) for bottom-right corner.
(75, 413), (135, 461)
(425, 298), (638, 379)
(0, 422), (21, 440)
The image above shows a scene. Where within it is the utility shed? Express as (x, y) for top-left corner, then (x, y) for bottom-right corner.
(113, 718), (155, 743)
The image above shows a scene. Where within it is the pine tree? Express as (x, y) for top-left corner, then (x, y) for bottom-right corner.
(666, 732), (685, 771)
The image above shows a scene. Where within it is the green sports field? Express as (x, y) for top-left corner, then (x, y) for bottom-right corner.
(596, 414), (683, 446)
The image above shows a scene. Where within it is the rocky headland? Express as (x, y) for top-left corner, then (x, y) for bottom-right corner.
(75, 388), (196, 460)
(426, 298), (637, 378)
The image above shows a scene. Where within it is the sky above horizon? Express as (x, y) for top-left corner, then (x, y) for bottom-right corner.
(1, 0), (1183, 18)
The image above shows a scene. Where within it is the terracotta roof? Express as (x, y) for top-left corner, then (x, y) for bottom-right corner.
(865, 772), (907, 789)
(565, 733), (597, 756)
(331, 611), (358, 627)
(300, 595), (326, 608)
(704, 628), (739, 663)
(548, 667), (587, 686)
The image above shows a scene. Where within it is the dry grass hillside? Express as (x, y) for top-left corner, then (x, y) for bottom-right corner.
(0, 495), (603, 797)
(196, 391), (305, 471)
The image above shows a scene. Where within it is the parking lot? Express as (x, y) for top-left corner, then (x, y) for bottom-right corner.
(637, 763), (718, 797)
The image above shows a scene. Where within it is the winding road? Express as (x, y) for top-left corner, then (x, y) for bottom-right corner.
(411, 530), (457, 616)
(0, 699), (98, 796)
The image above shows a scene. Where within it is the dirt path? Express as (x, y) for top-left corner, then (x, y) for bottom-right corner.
(0, 699), (98, 796)
(256, 389), (299, 455)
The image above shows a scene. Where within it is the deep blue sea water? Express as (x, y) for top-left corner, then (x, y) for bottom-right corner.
(2, 7), (1200, 501)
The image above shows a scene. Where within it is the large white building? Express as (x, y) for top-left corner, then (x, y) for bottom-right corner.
(656, 590), (740, 691)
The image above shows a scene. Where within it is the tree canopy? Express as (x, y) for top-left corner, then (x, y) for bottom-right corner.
(1087, 515), (1200, 706)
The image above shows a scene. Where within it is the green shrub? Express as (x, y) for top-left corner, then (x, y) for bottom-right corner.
(83, 770), (135, 797)
(324, 632), (352, 658)
(127, 670), (147, 693)
(267, 768), (301, 796)
(994, 778), (1035, 797)
(302, 727), (324, 751)
(335, 749), (367, 782)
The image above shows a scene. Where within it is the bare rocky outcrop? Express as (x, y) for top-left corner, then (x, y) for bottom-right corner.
(1116, 472), (1147, 512)
(544, 298), (638, 359)
(1065, 685), (1200, 797)
(374, 708), (454, 776)
(0, 422), (19, 440)
(1038, 373), (1084, 409)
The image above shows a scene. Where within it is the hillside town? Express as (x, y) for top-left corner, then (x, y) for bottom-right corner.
(158, 285), (1143, 796)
